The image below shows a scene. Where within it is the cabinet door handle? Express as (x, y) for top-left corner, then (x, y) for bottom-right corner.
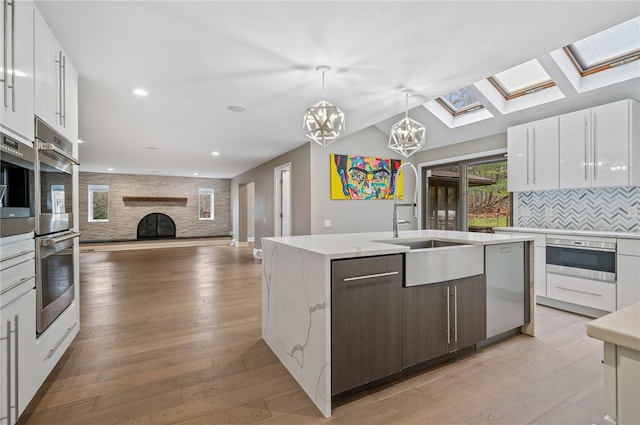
(2, 0), (8, 108)
(13, 315), (18, 420)
(343, 271), (399, 282)
(532, 127), (536, 185)
(584, 116), (589, 181)
(56, 50), (63, 124)
(4, 320), (12, 424)
(593, 113), (598, 181)
(61, 54), (66, 127)
(446, 286), (451, 344)
(525, 129), (530, 186)
(9, 0), (15, 111)
(454, 285), (458, 343)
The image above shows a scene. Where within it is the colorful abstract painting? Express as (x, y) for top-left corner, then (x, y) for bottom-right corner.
(330, 154), (403, 200)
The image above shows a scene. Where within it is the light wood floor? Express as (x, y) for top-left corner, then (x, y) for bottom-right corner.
(19, 244), (605, 425)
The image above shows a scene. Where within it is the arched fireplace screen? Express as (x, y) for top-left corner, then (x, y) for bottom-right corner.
(137, 213), (176, 240)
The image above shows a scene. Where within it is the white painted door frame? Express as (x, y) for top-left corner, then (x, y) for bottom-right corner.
(274, 163), (292, 237)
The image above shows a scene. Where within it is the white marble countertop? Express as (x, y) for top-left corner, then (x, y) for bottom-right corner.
(494, 227), (640, 240)
(587, 303), (640, 351)
(263, 230), (535, 259)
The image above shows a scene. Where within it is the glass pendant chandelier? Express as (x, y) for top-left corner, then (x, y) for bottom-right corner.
(303, 65), (345, 148)
(388, 89), (425, 158)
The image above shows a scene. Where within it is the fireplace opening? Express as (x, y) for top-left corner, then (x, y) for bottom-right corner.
(137, 213), (176, 240)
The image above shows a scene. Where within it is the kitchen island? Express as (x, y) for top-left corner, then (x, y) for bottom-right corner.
(261, 230), (535, 417)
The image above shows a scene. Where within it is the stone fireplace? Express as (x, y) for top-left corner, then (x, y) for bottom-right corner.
(137, 213), (176, 240)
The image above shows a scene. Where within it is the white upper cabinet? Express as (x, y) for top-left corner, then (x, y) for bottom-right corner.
(34, 8), (78, 143)
(560, 99), (639, 189)
(507, 116), (559, 192)
(0, 0), (34, 143)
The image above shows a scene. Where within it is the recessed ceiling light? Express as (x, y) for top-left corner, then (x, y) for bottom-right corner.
(77, 139), (84, 144)
(107, 168), (114, 171)
(227, 105), (247, 112)
(211, 151), (220, 156)
(133, 88), (149, 96)
(193, 172), (198, 176)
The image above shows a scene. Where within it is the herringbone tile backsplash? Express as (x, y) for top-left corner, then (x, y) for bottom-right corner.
(514, 186), (640, 233)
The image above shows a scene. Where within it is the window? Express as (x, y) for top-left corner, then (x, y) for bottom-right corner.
(88, 185), (109, 222)
(436, 86), (484, 116)
(199, 188), (214, 220)
(564, 16), (640, 76)
(487, 59), (555, 100)
(422, 154), (511, 233)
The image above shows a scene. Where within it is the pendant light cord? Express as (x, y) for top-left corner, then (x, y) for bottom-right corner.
(404, 91), (409, 119)
(321, 70), (326, 100)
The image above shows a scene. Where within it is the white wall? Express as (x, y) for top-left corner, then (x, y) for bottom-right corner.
(309, 126), (418, 235)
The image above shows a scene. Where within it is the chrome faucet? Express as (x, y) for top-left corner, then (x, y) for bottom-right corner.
(393, 162), (418, 238)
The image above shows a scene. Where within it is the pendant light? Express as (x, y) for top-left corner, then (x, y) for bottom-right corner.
(388, 89), (425, 158)
(303, 65), (345, 148)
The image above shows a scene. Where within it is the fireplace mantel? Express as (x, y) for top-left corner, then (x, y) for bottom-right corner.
(123, 196), (188, 205)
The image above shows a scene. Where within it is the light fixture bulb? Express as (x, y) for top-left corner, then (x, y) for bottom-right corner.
(133, 88), (149, 96)
(388, 90), (425, 158)
(303, 65), (345, 148)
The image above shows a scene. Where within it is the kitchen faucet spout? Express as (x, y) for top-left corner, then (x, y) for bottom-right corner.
(393, 162), (418, 238)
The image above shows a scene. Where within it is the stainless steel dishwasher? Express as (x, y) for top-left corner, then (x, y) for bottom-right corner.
(485, 242), (525, 338)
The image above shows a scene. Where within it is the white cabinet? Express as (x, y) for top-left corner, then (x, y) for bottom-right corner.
(507, 116), (559, 192)
(0, 0), (34, 144)
(617, 239), (640, 310)
(560, 99), (639, 189)
(34, 8), (78, 142)
(1, 284), (38, 425)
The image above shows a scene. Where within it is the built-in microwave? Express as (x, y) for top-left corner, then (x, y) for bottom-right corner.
(0, 132), (35, 237)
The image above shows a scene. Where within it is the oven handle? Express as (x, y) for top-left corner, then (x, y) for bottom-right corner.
(37, 141), (79, 165)
(40, 231), (81, 247)
(547, 243), (616, 253)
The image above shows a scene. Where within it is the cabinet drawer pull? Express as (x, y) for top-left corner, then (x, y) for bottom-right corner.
(47, 322), (77, 359)
(343, 271), (399, 282)
(446, 286), (451, 344)
(454, 285), (458, 343)
(556, 286), (602, 297)
(0, 249), (35, 263)
(1, 274), (35, 295)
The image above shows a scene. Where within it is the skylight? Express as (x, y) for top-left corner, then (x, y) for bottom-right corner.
(565, 16), (640, 75)
(488, 59), (555, 99)
(436, 86), (484, 116)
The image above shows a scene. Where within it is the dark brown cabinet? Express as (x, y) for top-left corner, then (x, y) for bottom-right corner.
(331, 254), (403, 395)
(402, 274), (486, 368)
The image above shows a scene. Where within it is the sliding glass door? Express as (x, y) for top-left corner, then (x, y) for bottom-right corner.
(422, 155), (511, 233)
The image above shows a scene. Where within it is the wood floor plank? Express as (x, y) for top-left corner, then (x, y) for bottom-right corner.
(19, 243), (606, 425)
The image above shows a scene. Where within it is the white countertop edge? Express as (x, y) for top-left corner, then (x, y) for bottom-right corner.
(494, 227), (640, 240)
(263, 230), (534, 259)
(587, 303), (640, 351)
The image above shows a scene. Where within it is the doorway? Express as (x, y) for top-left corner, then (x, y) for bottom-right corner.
(274, 163), (291, 237)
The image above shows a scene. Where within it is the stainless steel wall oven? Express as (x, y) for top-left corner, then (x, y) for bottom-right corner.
(34, 118), (78, 236)
(33, 118), (80, 334)
(0, 132), (35, 236)
(36, 230), (79, 334)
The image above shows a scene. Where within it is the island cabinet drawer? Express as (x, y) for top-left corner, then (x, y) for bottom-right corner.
(547, 273), (615, 312)
(331, 254), (403, 395)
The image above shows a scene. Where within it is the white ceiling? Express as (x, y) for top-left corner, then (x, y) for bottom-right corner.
(35, 1), (639, 179)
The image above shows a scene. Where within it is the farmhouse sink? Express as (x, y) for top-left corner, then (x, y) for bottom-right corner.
(379, 239), (484, 286)
(380, 239), (465, 250)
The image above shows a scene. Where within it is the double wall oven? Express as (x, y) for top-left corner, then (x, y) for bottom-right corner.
(34, 118), (80, 334)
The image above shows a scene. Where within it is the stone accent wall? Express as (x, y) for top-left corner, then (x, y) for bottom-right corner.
(79, 172), (231, 242)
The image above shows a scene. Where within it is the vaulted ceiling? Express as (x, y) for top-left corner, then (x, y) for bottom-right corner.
(35, 1), (639, 178)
